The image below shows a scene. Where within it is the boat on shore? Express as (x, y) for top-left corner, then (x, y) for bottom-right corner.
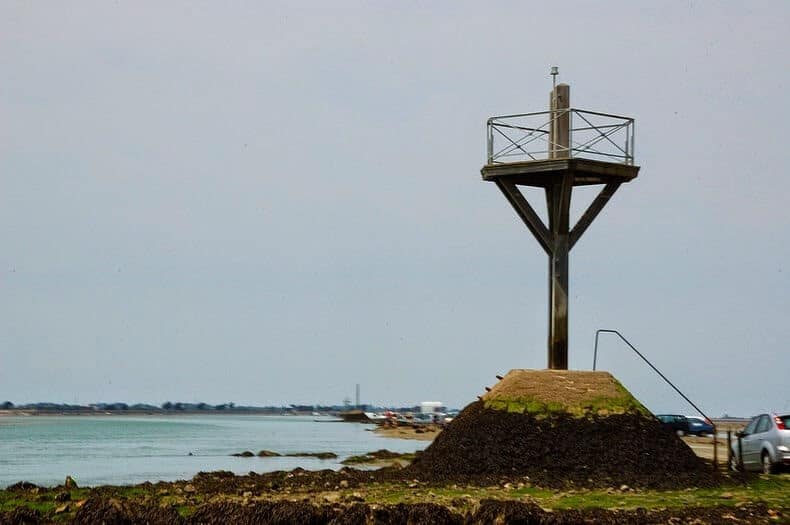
(338, 410), (373, 423)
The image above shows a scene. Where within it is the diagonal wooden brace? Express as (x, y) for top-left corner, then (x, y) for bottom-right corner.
(495, 180), (553, 255)
(569, 182), (621, 250)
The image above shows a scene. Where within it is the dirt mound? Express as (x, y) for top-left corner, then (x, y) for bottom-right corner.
(407, 400), (720, 488)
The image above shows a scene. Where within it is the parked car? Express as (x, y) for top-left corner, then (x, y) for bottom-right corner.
(730, 413), (790, 474)
(686, 416), (715, 437)
(657, 414), (690, 436)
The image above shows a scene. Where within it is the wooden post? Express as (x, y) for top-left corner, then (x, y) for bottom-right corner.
(737, 434), (743, 470)
(713, 426), (718, 471)
(546, 83), (571, 369)
(726, 431), (732, 470)
(546, 175), (572, 369)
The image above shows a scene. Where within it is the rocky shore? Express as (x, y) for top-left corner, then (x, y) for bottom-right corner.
(1, 468), (786, 525)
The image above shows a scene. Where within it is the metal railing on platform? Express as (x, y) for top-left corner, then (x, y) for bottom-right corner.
(486, 109), (635, 166)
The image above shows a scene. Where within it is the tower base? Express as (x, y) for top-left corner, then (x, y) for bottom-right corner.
(407, 369), (720, 489)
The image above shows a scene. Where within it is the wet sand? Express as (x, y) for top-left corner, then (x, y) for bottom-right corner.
(373, 424), (442, 441)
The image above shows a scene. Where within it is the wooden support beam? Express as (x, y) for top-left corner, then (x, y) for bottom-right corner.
(545, 173), (573, 370)
(569, 182), (621, 250)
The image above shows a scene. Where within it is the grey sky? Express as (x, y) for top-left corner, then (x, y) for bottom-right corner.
(1, 1), (788, 416)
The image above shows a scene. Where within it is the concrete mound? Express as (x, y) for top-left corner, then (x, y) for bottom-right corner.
(408, 369), (721, 489)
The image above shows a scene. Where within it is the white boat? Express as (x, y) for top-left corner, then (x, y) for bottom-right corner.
(364, 412), (388, 422)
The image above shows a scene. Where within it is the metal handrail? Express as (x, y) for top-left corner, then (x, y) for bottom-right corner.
(593, 329), (713, 425)
(486, 108), (635, 166)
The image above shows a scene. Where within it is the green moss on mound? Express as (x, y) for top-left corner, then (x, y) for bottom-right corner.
(482, 371), (649, 418)
(484, 393), (648, 418)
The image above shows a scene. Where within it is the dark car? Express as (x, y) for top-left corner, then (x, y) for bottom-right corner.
(657, 414), (690, 436)
(686, 416), (715, 437)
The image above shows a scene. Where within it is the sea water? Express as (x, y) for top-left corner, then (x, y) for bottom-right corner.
(0, 415), (427, 488)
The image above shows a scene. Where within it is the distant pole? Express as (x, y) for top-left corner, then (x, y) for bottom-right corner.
(551, 66), (558, 93)
(355, 384), (360, 409)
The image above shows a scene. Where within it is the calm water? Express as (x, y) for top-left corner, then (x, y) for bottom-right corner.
(0, 415), (427, 488)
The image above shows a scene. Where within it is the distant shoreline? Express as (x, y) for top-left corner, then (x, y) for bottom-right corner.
(0, 409), (330, 417)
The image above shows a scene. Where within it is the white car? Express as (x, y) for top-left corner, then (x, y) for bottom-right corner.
(731, 413), (790, 473)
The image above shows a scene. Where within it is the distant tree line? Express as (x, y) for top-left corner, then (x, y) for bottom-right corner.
(0, 401), (439, 414)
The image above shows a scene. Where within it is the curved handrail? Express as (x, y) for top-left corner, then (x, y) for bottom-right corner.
(593, 329), (713, 425)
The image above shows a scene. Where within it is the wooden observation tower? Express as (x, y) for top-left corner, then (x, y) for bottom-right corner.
(481, 70), (639, 369)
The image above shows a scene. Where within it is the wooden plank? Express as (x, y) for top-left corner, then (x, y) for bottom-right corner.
(480, 158), (639, 185)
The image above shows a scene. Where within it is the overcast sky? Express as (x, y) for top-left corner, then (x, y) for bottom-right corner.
(1, 1), (788, 416)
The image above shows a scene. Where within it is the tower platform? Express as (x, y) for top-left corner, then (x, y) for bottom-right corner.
(481, 157), (639, 188)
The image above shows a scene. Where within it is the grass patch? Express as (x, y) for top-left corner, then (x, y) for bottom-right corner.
(0, 487), (89, 514)
(360, 475), (790, 511)
(175, 505), (196, 517)
(112, 486), (151, 498)
(0, 495), (55, 514)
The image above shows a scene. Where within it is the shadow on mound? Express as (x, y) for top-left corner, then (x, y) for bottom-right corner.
(407, 401), (721, 489)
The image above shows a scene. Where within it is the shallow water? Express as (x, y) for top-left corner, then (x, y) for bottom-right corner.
(0, 415), (426, 488)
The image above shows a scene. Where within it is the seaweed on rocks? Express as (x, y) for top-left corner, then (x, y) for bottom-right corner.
(1, 499), (781, 525)
(0, 507), (43, 525)
(3, 482), (40, 493)
(369, 503), (462, 525)
(188, 501), (335, 525)
(466, 500), (780, 525)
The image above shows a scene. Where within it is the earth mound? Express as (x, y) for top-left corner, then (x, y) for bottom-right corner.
(407, 369), (721, 489)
